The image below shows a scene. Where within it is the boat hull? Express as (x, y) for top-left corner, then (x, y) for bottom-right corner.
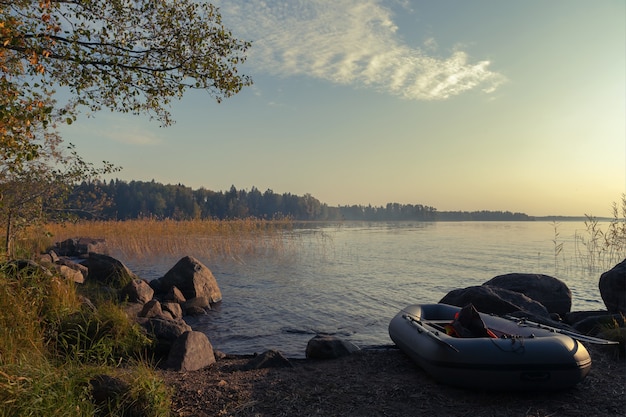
(389, 303), (592, 391)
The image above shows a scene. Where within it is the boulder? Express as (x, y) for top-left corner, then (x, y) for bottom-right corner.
(39, 250), (59, 264)
(439, 285), (551, 319)
(138, 317), (192, 357)
(162, 301), (183, 319)
(158, 256), (222, 304)
(182, 296), (210, 316)
(571, 313), (625, 335)
(120, 278), (154, 304)
(54, 264), (85, 284)
(163, 286), (186, 304)
(305, 335), (360, 359)
(599, 259), (626, 314)
(56, 257), (88, 281)
(564, 310), (610, 326)
(53, 238), (79, 257)
(54, 237), (108, 257)
(241, 350), (293, 370)
(165, 331), (216, 372)
(81, 253), (139, 288)
(139, 300), (164, 319)
(139, 317), (192, 341)
(484, 273), (572, 316)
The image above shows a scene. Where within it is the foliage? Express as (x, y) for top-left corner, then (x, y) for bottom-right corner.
(1, 0), (251, 161)
(0, 0), (251, 257)
(1, 0), (252, 258)
(0, 141), (119, 259)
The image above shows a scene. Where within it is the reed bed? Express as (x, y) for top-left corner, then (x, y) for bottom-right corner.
(42, 218), (296, 262)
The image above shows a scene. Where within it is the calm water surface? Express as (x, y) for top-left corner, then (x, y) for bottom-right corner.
(121, 221), (615, 358)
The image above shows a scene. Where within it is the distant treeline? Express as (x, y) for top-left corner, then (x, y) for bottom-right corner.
(69, 180), (533, 222)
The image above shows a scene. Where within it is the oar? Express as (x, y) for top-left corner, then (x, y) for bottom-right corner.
(402, 314), (460, 352)
(504, 316), (620, 345)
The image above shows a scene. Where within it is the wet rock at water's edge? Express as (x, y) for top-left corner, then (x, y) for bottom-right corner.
(484, 273), (572, 317)
(599, 258), (626, 315)
(439, 285), (551, 319)
(152, 256), (222, 305)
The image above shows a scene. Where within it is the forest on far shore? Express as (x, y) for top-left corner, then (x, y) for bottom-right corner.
(69, 179), (534, 222)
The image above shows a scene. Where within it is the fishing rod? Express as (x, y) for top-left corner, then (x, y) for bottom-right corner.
(504, 316), (619, 345)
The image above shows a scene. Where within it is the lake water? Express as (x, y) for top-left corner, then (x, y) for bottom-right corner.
(121, 221), (619, 358)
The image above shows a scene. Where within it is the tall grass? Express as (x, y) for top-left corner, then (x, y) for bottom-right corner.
(575, 194), (626, 272)
(40, 218), (295, 262)
(0, 263), (170, 416)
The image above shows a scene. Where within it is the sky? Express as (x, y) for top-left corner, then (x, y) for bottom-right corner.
(59, 0), (626, 217)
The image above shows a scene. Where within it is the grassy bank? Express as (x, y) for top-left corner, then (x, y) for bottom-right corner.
(0, 263), (171, 416)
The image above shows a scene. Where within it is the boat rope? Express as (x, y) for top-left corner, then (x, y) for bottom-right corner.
(488, 335), (526, 354)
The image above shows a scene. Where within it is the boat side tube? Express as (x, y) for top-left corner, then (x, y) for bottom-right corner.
(389, 304), (592, 391)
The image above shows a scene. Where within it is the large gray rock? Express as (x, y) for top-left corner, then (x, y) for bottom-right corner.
(165, 331), (216, 372)
(305, 335), (360, 359)
(120, 278), (154, 304)
(138, 300), (165, 319)
(139, 317), (192, 342)
(157, 256), (222, 304)
(54, 237), (108, 257)
(162, 301), (183, 319)
(54, 264), (85, 284)
(484, 273), (572, 316)
(163, 286), (186, 304)
(439, 285), (551, 319)
(599, 259), (626, 314)
(56, 257), (88, 281)
(182, 296), (211, 316)
(81, 253), (139, 288)
(138, 317), (192, 358)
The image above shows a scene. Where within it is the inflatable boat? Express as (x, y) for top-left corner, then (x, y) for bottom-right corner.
(388, 303), (592, 391)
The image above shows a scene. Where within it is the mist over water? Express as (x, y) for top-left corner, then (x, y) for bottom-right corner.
(123, 221), (614, 358)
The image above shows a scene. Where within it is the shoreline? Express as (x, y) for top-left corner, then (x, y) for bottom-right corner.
(161, 344), (625, 417)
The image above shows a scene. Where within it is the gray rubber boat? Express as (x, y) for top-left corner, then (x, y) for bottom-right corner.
(388, 303), (592, 391)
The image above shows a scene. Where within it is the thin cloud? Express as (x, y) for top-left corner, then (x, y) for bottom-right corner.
(218, 0), (506, 100)
(92, 120), (161, 145)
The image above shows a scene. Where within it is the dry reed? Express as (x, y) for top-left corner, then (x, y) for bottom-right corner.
(42, 218), (296, 262)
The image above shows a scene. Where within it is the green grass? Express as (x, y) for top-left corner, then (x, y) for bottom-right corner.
(0, 262), (170, 416)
